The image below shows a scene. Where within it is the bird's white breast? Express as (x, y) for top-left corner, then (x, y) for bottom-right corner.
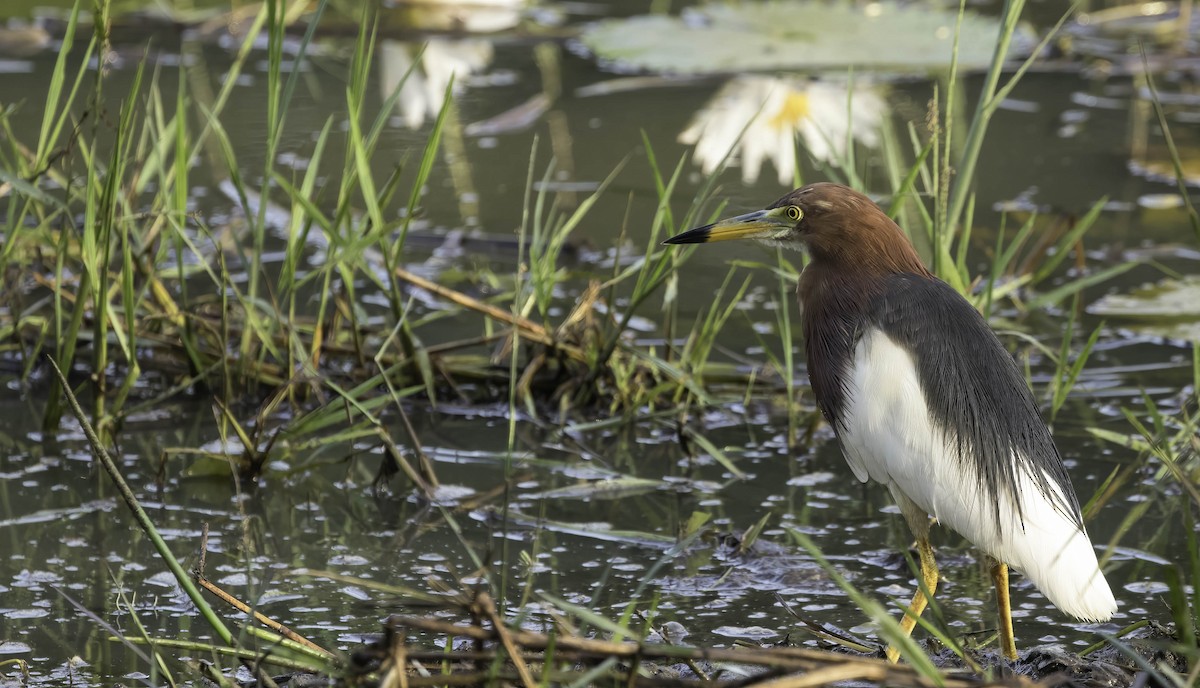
(838, 328), (1117, 622)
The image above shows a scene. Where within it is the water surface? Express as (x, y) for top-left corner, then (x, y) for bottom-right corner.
(0, 1), (1197, 683)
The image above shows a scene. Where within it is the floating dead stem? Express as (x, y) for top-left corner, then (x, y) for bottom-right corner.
(364, 592), (1036, 688)
(390, 266), (735, 415)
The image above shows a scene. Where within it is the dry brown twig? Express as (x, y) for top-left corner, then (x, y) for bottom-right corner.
(381, 611), (1035, 688)
(195, 575), (335, 659)
(393, 265), (588, 363)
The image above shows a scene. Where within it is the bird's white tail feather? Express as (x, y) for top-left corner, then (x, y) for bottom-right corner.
(989, 469), (1116, 622)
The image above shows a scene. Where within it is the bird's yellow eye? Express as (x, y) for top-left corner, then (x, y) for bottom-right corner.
(785, 205), (803, 221)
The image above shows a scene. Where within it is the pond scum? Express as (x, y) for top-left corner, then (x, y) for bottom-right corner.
(3, 0), (1200, 686)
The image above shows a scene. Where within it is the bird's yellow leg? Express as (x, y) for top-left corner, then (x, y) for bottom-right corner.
(991, 560), (1018, 660)
(885, 536), (939, 663)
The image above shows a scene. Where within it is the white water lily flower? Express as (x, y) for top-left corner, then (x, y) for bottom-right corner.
(380, 39), (494, 129)
(679, 77), (888, 185)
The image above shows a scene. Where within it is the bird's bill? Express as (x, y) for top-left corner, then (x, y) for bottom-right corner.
(662, 209), (790, 245)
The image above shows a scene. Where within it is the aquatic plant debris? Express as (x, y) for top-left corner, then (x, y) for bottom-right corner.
(1088, 276), (1200, 341)
(579, 1), (1035, 75)
(1088, 276), (1200, 319)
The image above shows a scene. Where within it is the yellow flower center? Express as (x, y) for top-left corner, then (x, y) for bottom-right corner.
(768, 92), (810, 129)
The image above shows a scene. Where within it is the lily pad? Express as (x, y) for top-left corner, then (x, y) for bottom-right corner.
(578, 2), (1035, 75)
(1089, 276), (1200, 341)
(1065, 2), (1200, 61)
(1088, 276), (1200, 319)
(1131, 155), (1200, 188)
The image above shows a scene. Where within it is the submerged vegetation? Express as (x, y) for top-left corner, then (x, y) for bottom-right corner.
(2, 0), (1200, 686)
(1, 2), (783, 464)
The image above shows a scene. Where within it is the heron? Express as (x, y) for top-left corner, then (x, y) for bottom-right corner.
(663, 182), (1116, 661)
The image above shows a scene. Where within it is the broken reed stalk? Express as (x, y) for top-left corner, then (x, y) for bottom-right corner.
(379, 430), (438, 499)
(45, 356), (235, 647)
(115, 637), (322, 673)
(392, 265), (587, 362)
(195, 576), (334, 658)
(48, 355), (340, 682)
(476, 593), (537, 688)
(385, 614), (1034, 688)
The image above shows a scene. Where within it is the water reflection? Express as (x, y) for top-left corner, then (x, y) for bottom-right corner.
(679, 77), (888, 185)
(0, 19), (49, 58)
(377, 0), (526, 130)
(380, 40), (495, 129)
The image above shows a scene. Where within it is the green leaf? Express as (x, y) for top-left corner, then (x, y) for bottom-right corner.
(1025, 261), (1137, 310)
(580, 2), (1034, 75)
(1087, 275), (1200, 341)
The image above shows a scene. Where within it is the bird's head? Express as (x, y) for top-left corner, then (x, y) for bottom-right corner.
(664, 182), (926, 276)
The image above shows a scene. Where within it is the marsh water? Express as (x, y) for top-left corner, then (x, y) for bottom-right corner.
(1, 1), (1199, 684)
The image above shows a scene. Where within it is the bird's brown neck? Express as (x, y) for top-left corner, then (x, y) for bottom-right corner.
(796, 216), (930, 429)
(798, 223), (929, 316)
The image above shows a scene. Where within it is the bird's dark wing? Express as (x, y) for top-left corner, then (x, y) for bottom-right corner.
(866, 274), (1083, 531)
